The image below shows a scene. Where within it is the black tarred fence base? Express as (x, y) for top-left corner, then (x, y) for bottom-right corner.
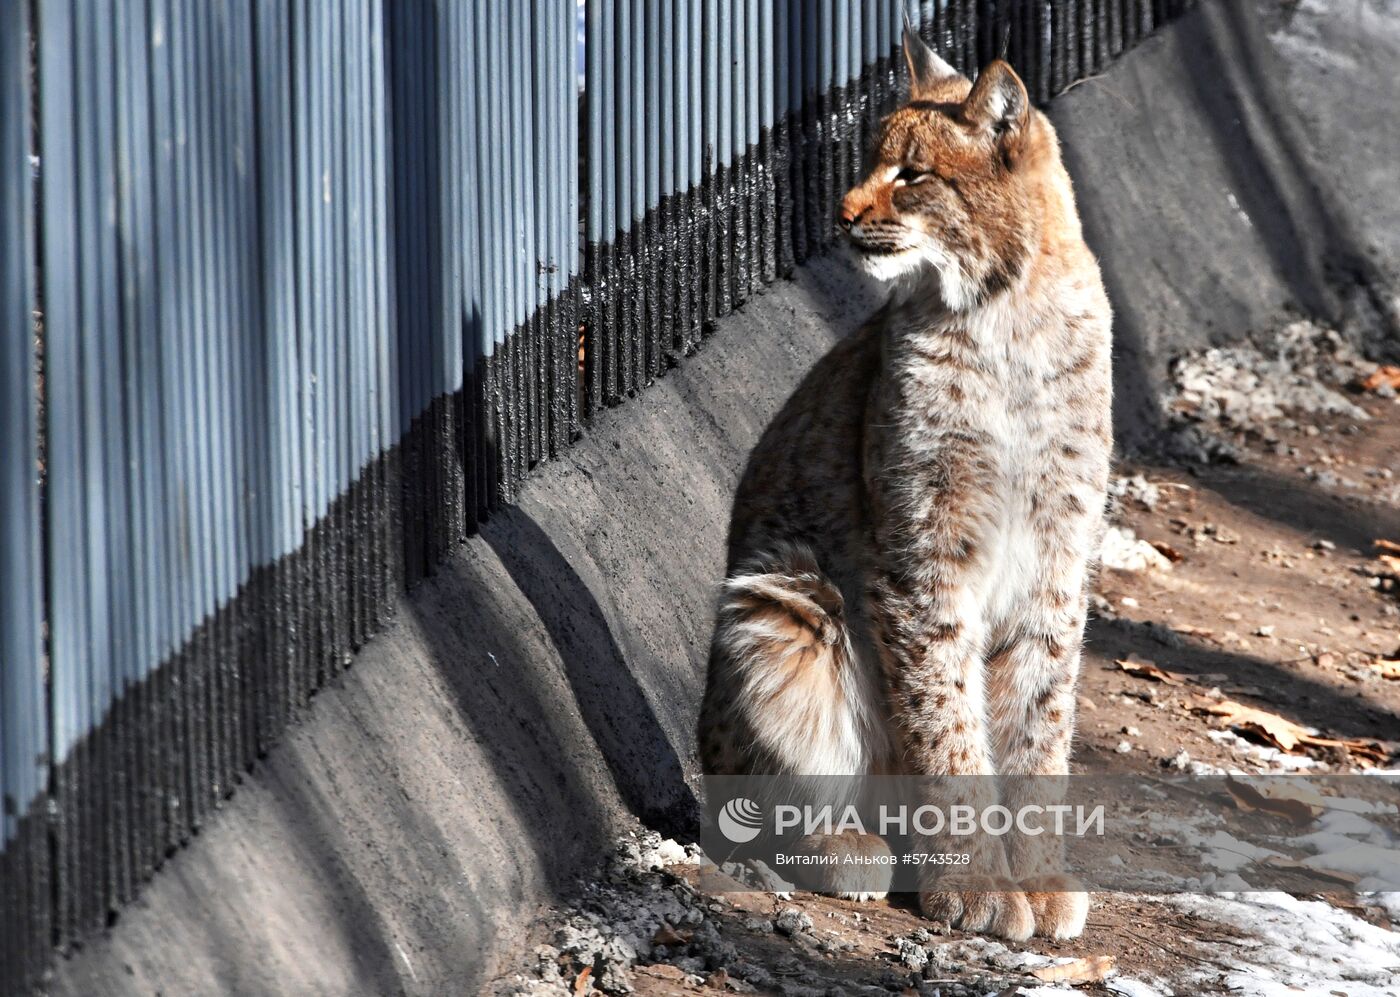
(0, 290), (586, 989)
(576, 0), (1199, 420)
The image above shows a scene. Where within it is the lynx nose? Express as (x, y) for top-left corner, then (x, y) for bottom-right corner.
(838, 203), (867, 231)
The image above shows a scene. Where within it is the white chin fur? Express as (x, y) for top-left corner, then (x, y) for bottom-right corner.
(856, 245), (972, 311)
(856, 247), (926, 283)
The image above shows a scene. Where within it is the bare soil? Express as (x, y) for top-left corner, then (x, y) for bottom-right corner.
(1083, 393), (1400, 777)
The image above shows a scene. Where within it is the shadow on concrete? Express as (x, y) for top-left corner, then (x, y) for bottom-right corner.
(1182, 2), (1398, 343)
(480, 510), (699, 839)
(253, 763), (421, 995)
(1051, 2), (1398, 451)
(403, 561), (620, 896)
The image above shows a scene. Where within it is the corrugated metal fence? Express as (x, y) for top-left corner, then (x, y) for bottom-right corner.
(580, 0), (1195, 410)
(0, 1), (1190, 989)
(2, 2), (48, 987)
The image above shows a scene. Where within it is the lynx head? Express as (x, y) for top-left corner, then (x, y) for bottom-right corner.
(839, 18), (1061, 311)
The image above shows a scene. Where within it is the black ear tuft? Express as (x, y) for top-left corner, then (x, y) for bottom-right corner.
(901, 6), (964, 99)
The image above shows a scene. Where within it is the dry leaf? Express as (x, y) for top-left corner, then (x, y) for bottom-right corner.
(1192, 698), (1311, 750)
(1224, 776), (1321, 826)
(573, 966), (593, 996)
(1115, 657), (1187, 685)
(1371, 658), (1400, 680)
(652, 923), (691, 946)
(1262, 854), (1362, 886)
(1174, 623), (1216, 639)
(1150, 540), (1185, 563)
(1359, 365), (1400, 392)
(1030, 955), (1116, 984)
(1374, 538), (1400, 556)
(1190, 698), (1390, 765)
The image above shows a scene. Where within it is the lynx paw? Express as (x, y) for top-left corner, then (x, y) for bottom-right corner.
(1020, 875), (1089, 939)
(919, 879), (1034, 941)
(789, 832), (892, 901)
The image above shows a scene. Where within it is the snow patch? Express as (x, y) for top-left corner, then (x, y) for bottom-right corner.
(1105, 978), (1173, 997)
(1206, 728), (1324, 772)
(1164, 892), (1400, 997)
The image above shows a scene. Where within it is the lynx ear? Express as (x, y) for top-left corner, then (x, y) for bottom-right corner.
(902, 8), (963, 99)
(964, 60), (1030, 147)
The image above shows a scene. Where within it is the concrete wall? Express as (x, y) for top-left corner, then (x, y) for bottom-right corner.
(47, 258), (879, 997)
(1054, 0), (1399, 447)
(49, 2), (1398, 993)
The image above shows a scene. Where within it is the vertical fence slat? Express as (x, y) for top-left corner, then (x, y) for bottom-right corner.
(38, 0), (86, 948)
(1, 0), (48, 987)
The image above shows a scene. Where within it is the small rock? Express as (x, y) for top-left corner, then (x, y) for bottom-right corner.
(533, 945), (565, 983)
(1254, 625), (1276, 637)
(774, 908), (813, 937)
(1089, 593), (1116, 619)
(1115, 740), (1134, 754)
(729, 962), (773, 988)
(1108, 474), (1162, 511)
(1100, 526), (1175, 574)
(897, 938), (930, 972)
(1121, 725), (1141, 737)
(673, 956), (707, 976)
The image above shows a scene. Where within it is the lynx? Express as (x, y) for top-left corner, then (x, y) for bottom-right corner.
(698, 22), (1112, 942)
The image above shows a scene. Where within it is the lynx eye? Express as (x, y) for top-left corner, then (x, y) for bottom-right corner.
(893, 167), (930, 186)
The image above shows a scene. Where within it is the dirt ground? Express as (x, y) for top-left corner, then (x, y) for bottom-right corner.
(494, 333), (1400, 997)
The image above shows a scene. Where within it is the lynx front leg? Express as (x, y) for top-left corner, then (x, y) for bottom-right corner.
(875, 582), (1033, 942)
(867, 422), (1035, 940)
(988, 585), (1092, 939)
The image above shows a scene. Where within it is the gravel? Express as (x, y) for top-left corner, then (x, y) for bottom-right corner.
(495, 834), (1070, 996)
(1162, 321), (1373, 463)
